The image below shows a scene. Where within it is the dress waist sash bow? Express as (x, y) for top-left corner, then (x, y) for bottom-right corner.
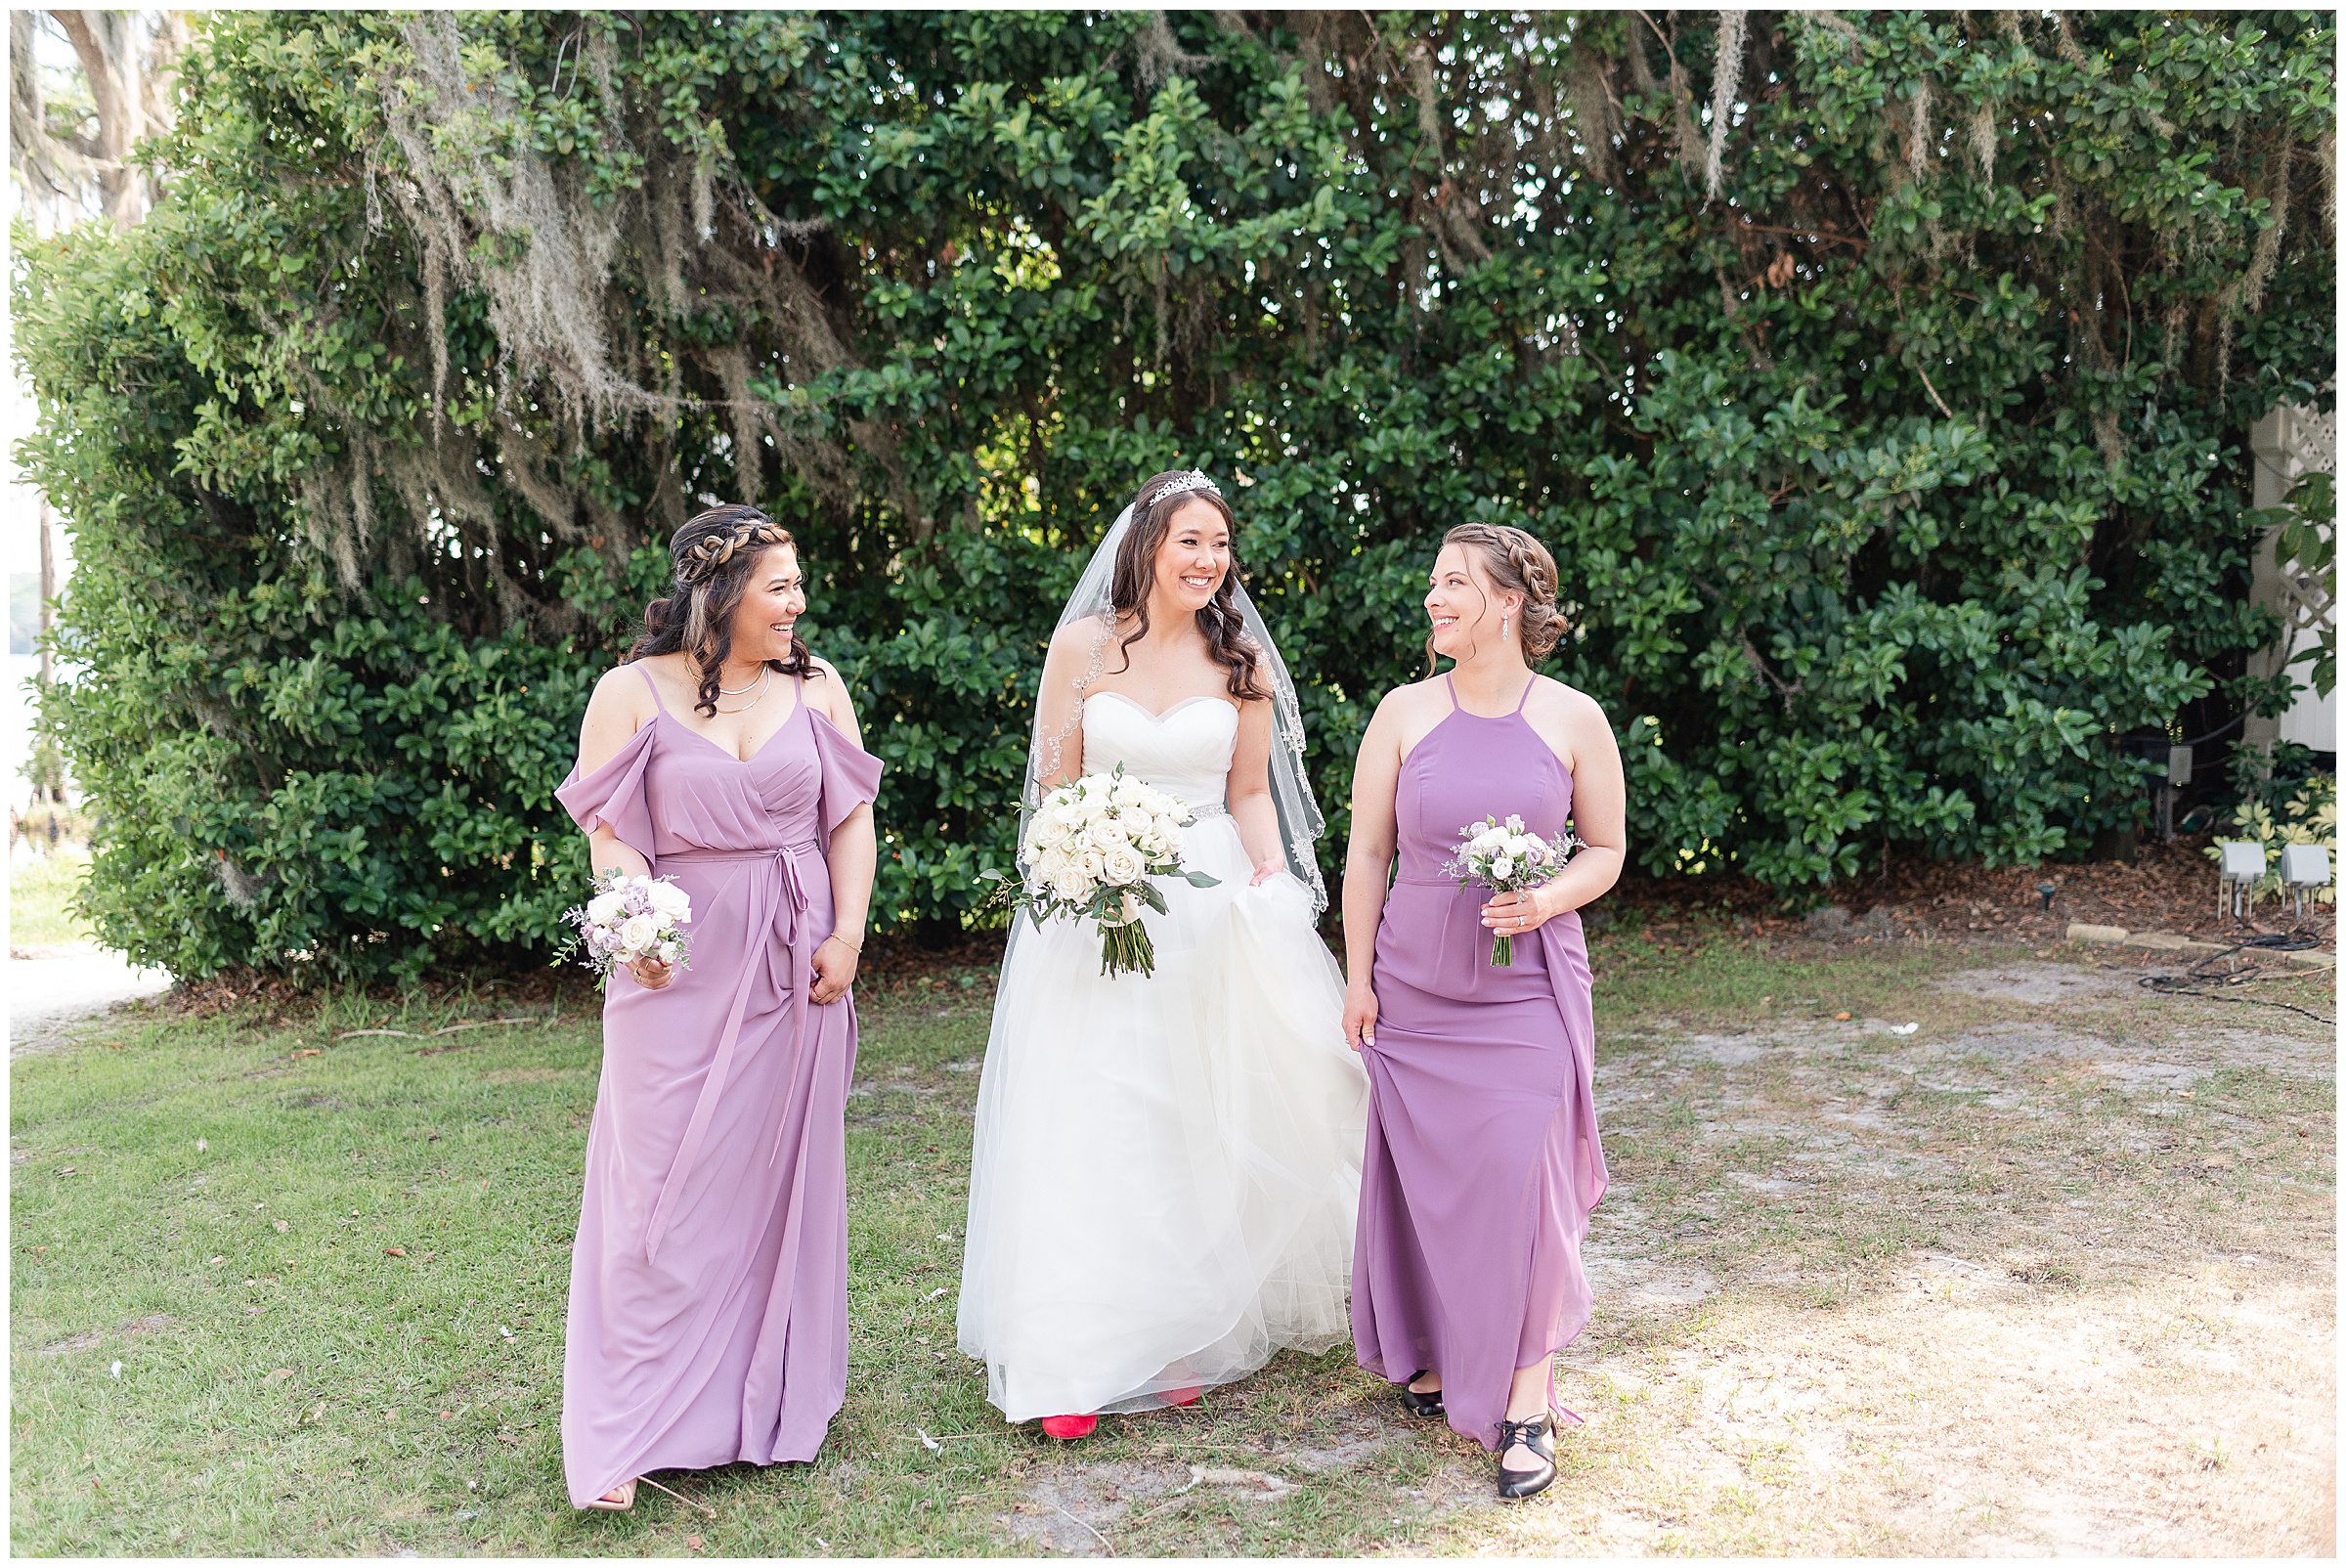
(641, 840), (823, 1264)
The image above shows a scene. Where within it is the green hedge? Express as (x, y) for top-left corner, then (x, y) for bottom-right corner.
(17, 10), (2333, 980)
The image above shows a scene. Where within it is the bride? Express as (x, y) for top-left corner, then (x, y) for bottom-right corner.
(957, 469), (1368, 1438)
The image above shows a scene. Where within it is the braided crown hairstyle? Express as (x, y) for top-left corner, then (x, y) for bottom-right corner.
(1109, 470), (1269, 702)
(1425, 522), (1567, 675)
(630, 503), (819, 718)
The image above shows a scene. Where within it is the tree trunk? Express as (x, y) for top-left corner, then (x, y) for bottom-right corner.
(51, 9), (148, 226)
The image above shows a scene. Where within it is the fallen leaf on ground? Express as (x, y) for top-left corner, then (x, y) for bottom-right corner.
(384, 1246), (407, 1257)
(686, 1535), (704, 1551)
(291, 1048), (321, 1059)
(266, 1368), (294, 1383)
(1833, 1011), (1853, 1021)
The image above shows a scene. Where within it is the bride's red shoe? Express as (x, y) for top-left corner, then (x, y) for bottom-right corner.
(1040, 1414), (1098, 1440)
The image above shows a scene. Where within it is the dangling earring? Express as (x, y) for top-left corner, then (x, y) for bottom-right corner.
(1501, 614), (1510, 638)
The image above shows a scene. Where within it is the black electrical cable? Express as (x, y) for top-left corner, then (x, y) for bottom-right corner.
(2174, 711), (2248, 750)
(2138, 934), (2335, 1024)
(2120, 711), (2247, 752)
(2237, 930), (2324, 952)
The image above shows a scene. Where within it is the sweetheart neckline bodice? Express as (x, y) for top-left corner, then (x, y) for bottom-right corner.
(1083, 690), (1240, 724)
(1080, 689), (1238, 809)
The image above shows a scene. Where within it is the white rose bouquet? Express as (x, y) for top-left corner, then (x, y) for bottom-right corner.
(987, 766), (1220, 979)
(1444, 813), (1576, 967)
(562, 869), (693, 980)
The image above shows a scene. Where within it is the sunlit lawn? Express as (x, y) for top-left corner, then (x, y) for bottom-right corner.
(9, 849), (93, 950)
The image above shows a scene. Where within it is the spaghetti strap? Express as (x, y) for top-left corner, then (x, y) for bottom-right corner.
(1442, 671), (1459, 714)
(1512, 675), (1536, 715)
(633, 662), (668, 715)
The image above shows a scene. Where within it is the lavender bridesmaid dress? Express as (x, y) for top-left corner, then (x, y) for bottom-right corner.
(1352, 673), (1608, 1453)
(553, 665), (882, 1507)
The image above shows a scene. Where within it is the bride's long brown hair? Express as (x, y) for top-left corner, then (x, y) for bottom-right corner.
(1108, 471), (1269, 702)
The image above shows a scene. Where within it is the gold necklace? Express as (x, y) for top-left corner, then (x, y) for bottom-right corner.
(715, 668), (771, 713)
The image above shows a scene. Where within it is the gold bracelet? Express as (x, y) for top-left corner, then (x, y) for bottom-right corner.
(830, 933), (864, 953)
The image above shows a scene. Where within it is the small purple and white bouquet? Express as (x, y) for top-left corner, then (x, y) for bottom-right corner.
(564, 869), (693, 980)
(1444, 813), (1575, 967)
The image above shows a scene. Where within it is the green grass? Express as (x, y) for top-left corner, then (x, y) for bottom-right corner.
(9, 850), (93, 949)
(10, 979), (1457, 1556)
(12, 936), (2335, 1555)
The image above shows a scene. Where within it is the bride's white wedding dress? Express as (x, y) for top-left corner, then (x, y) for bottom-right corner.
(957, 690), (1369, 1420)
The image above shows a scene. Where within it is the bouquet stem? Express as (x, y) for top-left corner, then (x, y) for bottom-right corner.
(1101, 919), (1157, 979)
(1490, 930), (1514, 968)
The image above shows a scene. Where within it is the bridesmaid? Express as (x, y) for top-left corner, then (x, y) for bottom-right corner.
(1340, 522), (1624, 1502)
(553, 505), (882, 1511)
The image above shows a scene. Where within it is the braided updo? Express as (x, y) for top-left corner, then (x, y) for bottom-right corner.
(630, 503), (819, 717)
(1424, 522), (1567, 674)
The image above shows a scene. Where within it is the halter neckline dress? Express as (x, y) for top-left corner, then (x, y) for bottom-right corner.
(553, 663), (882, 1505)
(1352, 672), (1609, 1452)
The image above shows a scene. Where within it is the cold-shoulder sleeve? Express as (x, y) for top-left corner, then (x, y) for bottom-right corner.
(555, 720), (660, 868)
(808, 708), (884, 840)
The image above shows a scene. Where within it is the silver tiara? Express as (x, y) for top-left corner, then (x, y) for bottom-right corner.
(1151, 469), (1220, 503)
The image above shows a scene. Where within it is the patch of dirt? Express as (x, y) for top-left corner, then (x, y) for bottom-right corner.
(1005, 1459), (1193, 1555)
(38, 1312), (173, 1357)
(1280, 1415), (1398, 1475)
(1582, 1257), (1718, 1312)
(1469, 956), (2340, 1556)
(1933, 963), (2135, 1004)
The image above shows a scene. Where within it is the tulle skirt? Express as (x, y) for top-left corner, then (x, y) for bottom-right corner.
(957, 814), (1369, 1420)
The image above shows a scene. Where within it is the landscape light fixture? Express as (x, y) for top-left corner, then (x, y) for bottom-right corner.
(2216, 840), (2266, 921)
(2036, 880), (2057, 911)
(2280, 843), (2332, 922)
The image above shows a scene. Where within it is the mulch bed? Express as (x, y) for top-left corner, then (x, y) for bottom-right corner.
(1600, 835), (2334, 952)
(158, 962), (604, 1024)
